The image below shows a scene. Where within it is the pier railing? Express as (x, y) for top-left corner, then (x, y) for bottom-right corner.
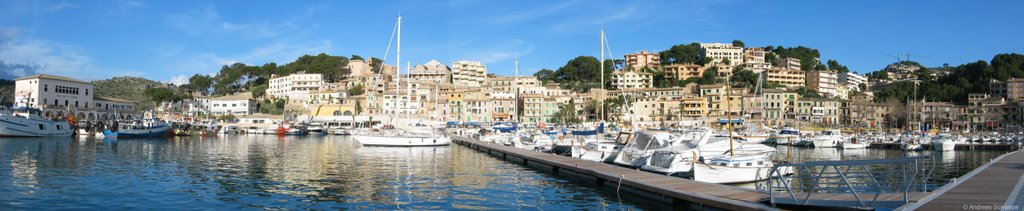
(765, 156), (935, 208)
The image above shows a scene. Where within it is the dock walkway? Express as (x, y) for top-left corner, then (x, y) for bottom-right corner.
(903, 150), (1024, 210)
(452, 136), (777, 210)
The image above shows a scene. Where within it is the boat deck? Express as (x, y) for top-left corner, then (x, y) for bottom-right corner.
(452, 136), (776, 210)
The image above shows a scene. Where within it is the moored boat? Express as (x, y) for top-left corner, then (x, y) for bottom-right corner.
(0, 107), (74, 137)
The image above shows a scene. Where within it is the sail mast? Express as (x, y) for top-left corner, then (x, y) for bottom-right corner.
(726, 79), (735, 157)
(599, 28), (605, 123)
(395, 16), (401, 122)
(514, 58), (520, 123)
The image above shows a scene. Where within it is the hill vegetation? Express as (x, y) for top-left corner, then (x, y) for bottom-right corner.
(873, 53), (1024, 103)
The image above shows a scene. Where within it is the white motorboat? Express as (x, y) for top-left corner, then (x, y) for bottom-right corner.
(575, 131), (630, 163)
(693, 152), (792, 184)
(840, 136), (868, 149)
(769, 127), (800, 145)
(0, 107), (74, 137)
(931, 133), (957, 151)
(245, 126), (261, 134)
(306, 122), (325, 134)
(353, 126), (451, 147)
(811, 130), (842, 148)
(640, 129), (709, 175)
(612, 131), (680, 167)
(218, 125), (238, 135)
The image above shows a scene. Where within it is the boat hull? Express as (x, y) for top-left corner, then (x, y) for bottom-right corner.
(0, 115), (73, 137)
(117, 125), (171, 138)
(353, 135), (451, 147)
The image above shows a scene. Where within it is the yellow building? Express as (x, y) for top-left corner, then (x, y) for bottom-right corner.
(765, 68), (805, 87)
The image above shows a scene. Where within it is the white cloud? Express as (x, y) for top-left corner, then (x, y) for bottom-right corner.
(48, 1), (77, 11)
(168, 74), (188, 85)
(454, 39), (535, 65)
(0, 27), (93, 78)
(165, 6), (305, 39)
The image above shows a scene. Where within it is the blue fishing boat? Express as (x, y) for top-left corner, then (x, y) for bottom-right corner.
(116, 119), (171, 138)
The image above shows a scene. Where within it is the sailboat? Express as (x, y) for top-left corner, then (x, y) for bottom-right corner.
(352, 16), (451, 147)
(693, 79), (790, 184)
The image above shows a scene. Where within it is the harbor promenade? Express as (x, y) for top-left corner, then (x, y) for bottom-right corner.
(902, 150), (1024, 210)
(450, 135), (777, 211)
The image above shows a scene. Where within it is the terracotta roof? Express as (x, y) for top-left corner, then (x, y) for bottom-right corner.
(15, 74), (91, 84)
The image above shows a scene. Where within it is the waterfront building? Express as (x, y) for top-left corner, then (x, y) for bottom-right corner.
(446, 91), (465, 121)
(451, 60), (488, 87)
(795, 98), (841, 125)
(680, 96), (708, 118)
(990, 78), (1024, 101)
(777, 58), (802, 70)
(662, 63), (704, 81)
(608, 86), (695, 98)
(967, 93), (1005, 130)
(762, 89), (799, 124)
(410, 60), (452, 84)
(843, 101), (890, 128)
(765, 68), (806, 88)
(210, 92), (257, 116)
(14, 74), (137, 120)
(610, 70), (653, 90)
(839, 72), (868, 92)
(699, 84), (745, 117)
(919, 102), (970, 130)
(267, 73), (322, 102)
(806, 71), (840, 98)
(624, 50), (661, 70)
(700, 43), (744, 66)
(521, 93), (546, 123)
(347, 59), (374, 77)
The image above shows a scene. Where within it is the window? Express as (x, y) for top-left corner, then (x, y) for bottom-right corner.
(44, 84), (48, 92)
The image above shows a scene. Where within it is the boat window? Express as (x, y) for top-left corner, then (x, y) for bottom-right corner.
(57, 125), (61, 130)
(733, 163), (740, 167)
(758, 161), (764, 165)
(39, 124), (44, 130)
(746, 162), (752, 166)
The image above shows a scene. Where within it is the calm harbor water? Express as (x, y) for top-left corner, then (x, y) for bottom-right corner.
(0, 135), (657, 210)
(0, 135), (1011, 210)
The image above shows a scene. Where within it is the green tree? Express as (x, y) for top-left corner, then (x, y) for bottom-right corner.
(794, 86), (822, 98)
(251, 84), (268, 99)
(826, 59), (850, 73)
(729, 68), (760, 88)
(355, 100), (363, 115)
(659, 43), (708, 65)
(348, 84), (365, 96)
(351, 54), (364, 61)
(732, 40), (745, 48)
(143, 87), (175, 102)
(188, 74), (213, 94)
(217, 114), (236, 121)
(551, 102), (581, 125)
(533, 69), (556, 82)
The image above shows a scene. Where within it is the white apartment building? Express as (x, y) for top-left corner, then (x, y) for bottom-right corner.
(742, 48), (772, 73)
(611, 70), (653, 90)
(410, 60), (452, 84)
(267, 73), (322, 102)
(14, 74), (137, 120)
(451, 60), (488, 87)
(210, 92), (257, 116)
(806, 71), (839, 98)
(700, 43), (744, 66)
(840, 72), (868, 91)
(778, 58), (802, 70)
(624, 50), (661, 70)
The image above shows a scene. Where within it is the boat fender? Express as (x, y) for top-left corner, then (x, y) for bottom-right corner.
(433, 139), (437, 143)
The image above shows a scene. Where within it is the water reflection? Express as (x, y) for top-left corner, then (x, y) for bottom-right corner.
(0, 135), (655, 210)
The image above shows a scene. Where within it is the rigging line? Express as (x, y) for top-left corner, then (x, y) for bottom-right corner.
(378, 19), (399, 74)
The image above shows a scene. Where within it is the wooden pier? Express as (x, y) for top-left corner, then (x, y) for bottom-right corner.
(901, 150), (1024, 210)
(868, 142), (1019, 150)
(451, 136), (777, 210)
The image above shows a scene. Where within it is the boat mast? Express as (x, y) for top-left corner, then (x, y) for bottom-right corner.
(406, 62), (411, 121)
(395, 16), (401, 123)
(599, 28), (605, 123)
(514, 58), (520, 123)
(726, 78), (735, 157)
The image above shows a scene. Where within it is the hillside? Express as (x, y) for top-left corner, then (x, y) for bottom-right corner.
(0, 79), (13, 106)
(92, 76), (175, 111)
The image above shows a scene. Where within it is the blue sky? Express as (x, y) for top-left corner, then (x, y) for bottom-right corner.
(0, 0), (1021, 84)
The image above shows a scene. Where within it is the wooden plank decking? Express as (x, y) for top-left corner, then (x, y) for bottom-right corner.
(452, 136), (777, 210)
(906, 150), (1024, 210)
